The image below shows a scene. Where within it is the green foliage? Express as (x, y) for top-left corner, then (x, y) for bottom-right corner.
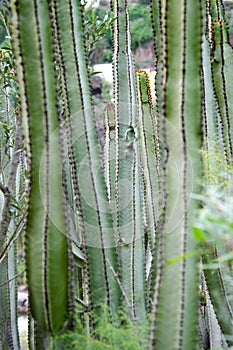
(201, 140), (233, 187)
(0, 37), (18, 171)
(0, 1), (10, 49)
(128, 4), (153, 51)
(195, 138), (233, 347)
(54, 305), (149, 350)
(198, 175), (233, 263)
(83, 1), (115, 63)
(86, 1), (233, 65)
(84, 2), (153, 63)
(0, 48), (18, 120)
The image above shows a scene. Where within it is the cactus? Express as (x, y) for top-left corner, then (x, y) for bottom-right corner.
(0, 0), (233, 348)
(200, 1), (233, 347)
(0, 10), (22, 347)
(149, 1), (202, 348)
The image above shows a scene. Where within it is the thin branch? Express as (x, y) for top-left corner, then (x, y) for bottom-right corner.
(0, 119), (23, 251)
(106, 258), (135, 320)
(0, 9), (11, 39)
(0, 214), (25, 264)
(0, 268), (26, 288)
(75, 296), (89, 310)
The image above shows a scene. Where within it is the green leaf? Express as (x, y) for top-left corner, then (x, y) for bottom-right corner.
(167, 250), (201, 265)
(193, 226), (206, 242)
(72, 243), (86, 268)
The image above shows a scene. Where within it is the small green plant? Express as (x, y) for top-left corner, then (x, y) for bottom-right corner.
(82, 1), (115, 64)
(197, 172), (233, 268)
(128, 4), (153, 51)
(201, 140), (233, 187)
(54, 304), (149, 350)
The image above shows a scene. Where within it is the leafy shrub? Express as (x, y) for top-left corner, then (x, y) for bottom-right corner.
(84, 3), (153, 63)
(53, 305), (149, 350)
(128, 4), (153, 51)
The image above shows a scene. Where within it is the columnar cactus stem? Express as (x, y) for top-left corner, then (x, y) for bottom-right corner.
(150, 0), (202, 348)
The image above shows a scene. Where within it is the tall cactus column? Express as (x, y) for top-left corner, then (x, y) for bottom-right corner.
(150, 0), (202, 348)
(10, 0), (70, 342)
(110, 0), (146, 320)
(11, 0), (122, 340)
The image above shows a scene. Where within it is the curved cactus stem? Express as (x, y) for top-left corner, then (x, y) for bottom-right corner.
(203, 247), (233, 347)
(200, 273), (229, 349)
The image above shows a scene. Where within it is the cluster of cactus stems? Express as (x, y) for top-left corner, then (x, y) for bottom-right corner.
(0, 0), (233, 349)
